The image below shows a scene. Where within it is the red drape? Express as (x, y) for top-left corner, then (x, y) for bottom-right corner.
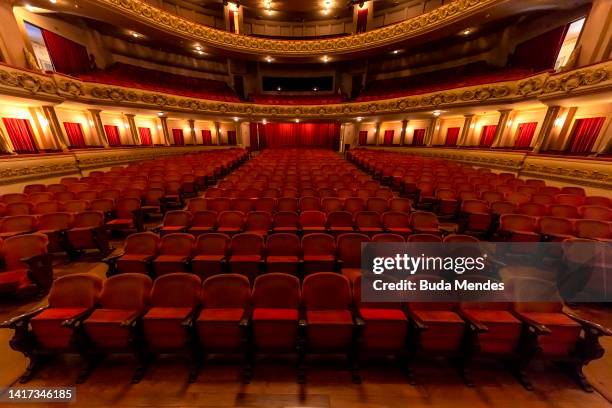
(567, 117), (606, 154)
(356, 7), (368, 33)
(227, 130), (237, 145)
(445, 127), (460, 146)
(260, 122), (340, 150)
(358, 130), (368, 146)
(2, 118), (38, 154)
(514, 122), (537, 148)
(412, 129), (426, 146)
(257, 123), (267, 149)
(201, 130), (213, 146)
(138, 127), (153, 145)
(479, 125), (497, 147)
(172, 129), (185, 145)
(511, 25), (568, 72)
(228, 10), (237, 33)
(383, 130), (394, 145)
(248, 123), (259, 150)
(41, 29), (90, 76)
(63, 122), (87, 148)
(103, 125), (121, 146)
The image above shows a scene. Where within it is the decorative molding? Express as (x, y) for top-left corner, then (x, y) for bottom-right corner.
(91, 0), (500, 56)
(0, 61), (610, 119)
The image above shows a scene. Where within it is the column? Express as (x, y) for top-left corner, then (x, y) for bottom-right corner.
(158, 116), (171, 146)
(576, 0), (612, 67)
(124, 114), (139, 145)
(399, 119), (409, 145)
(42, 105), (69, 151)
(236, 121), (243, 146)
(458, 114), (475, 146)
(426, 117), (439, 147)
(491, 109), (512, 148)
(532, 106), (561, 153)
(374, 123), (381, 146)
(27, 107), (46, 151)
(215, 122), (221, 145)
(188, 119), (197, 145)
(558, 107), (578, 152)
(88, 109), (109, 147)
(0, 125), (15, 154)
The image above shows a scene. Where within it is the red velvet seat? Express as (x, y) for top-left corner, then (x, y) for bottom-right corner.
(322, 198), (343, 213)
(188, 210), (217, 236)
(518, 202), (548, 217)
(152, 233), (194, 277)
(366, 197), (388, 214)
(410, 211), (440, 235)
(344, 197), (365, 214)
(232, 198), (254, 213)
(273, 211), (300, 233)
(254, 197), (276, 212)
(66, 211), (110, 256)
(159, 210), (192, 236)
(371, 233), (404, 242)
(460, 199), (491, 233)
(62, 200), (89, 213)
(355, 211), (384, 236)
(435, 188), (458, 216)
(300, 211), (327, 233)
(277, 197), (299, 212)
(337, 233), (369, 282)
(216, 211), (244, 235)
(83, 273), (152, 383)
(382, 211), (411, 237)
(302, 233), (336, 275)
(114, 232), (160, 275)
(579, 205), (612, 221)
(0, 233), (52, 296)
(187, 197), (207, 213)
(229, 233), (264, 281)
(191, 233), (230, 280)
(106, 197), (143, 232)
(327, 211), (354, 236)
(300, 196), (321, 212)
(499, 214), (540, 242)
(37, 212), (72, 253)
(549, 204), (580, 219)
(266, 233), (301, 275)
(206, 197), (232, 213)
(406, 233), (442, 243)
(574, 219), (611, 241)
(538, 217), (575, 242)
(0, 215), (36, 239)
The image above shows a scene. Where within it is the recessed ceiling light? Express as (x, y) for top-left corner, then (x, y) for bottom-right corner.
(234, 117), (239, 122)
(356, 117), (362, 122)
(321, 55), (330, 63)
(433, 111), (441, 116)
(131, 32), (140, 38)
(196, 50), (204, 55)
(265, 56), (273, 62)
(49, 0), (57, 4)
(157, 112), (164, 116)
(262, 119), (267, 124)
(462, 28), (471, 36)
(277, 86), (282, 91)
(195, 45), (202, 50)
(25, 4), (34, 11)
(295, 119), (300, 123)
(392, 50), (400, 54)
(313, 87), (318, 91)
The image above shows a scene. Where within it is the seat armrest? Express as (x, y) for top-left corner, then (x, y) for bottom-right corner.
(405, 309), (429, 331)
(353, 315), (366, 328)
(512, 312), (551, 335)
(120, 310), (146, 327)
(0, 306), (47, 328)
(62, 306), (97, 328)
(150, 224), (163, 233)
(457, 309), (488, 333)
(102, 252), (124, 264)
(565, 311), (612, 337)
(239, 308), (251, 328)
(181, 306), (200, 328)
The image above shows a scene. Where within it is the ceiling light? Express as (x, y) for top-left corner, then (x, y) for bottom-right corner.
(49, 0), (57, 3)
(322, 55), (330, 63)
(196, 50), (204, 55)
(433, 111), (441, 116)
(462, 28), (471, 36)
(277, 86), (282, 91)
(25, 4), (34, 11)
(356, 117), (362, 122)
(265, 56), (273, 62)
(313, 87), (318, 91)
(295, 119), (300, 123)
(157, 112), (164, 116)
(262, 119), (267, 124)
(228, 2), (238, 11)
(234, 117), (239, 122)
(392, 50), (400, 54)
(554, 118), (564, 127)
(131, 32), (140, 38)
(195, 45), (202, 51)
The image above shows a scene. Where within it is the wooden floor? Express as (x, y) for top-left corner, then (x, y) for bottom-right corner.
(1, 260), (611, 408)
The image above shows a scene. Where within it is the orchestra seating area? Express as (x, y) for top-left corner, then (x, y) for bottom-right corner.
(1, 148), (610, 392)
(78, 63), (240, 102)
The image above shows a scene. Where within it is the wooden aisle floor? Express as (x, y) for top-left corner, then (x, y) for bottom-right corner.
(0, 261), (611, 408)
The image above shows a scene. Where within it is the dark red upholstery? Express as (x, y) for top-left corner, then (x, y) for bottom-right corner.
(116, 232), (160, 274)
(192, 233), (230, 280)
(152, 233), (195, 277)
(265, 233), (301, 274)
(302, 233), (336, 275)
(229, 233), (264, 281)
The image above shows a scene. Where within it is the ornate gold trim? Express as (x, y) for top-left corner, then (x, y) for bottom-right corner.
(87, 0), (500, 56)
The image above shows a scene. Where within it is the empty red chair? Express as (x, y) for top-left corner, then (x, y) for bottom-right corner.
(187, 197), (207, 213)
(410, 211), (440, 234)
(106, 197), (143, 232)
(443, 234), (478, 243)
(517, 202), (547, 217)
(579, 206), (612, 221)
(318, 188), (336, 198)
(302, 233), (336, 275)
(327, 211), (354, 236)
(337, 233), (369, 282)
(0, 233), (52, 296)
(54, 191), (76, 202)
(355, 211), (384, 237)
(538, 216), (575, 242)
(549, 204), (580, 219)
(277, 197), (299, 212)
(302, 273), (358, 383)
(499, 214), (540, 242)
(229, 233), (264, 281)
(561, 186), (585, 196)
(37, 212), (72, 253)
(232, 198), (253, 213)
(192, 233), (230, 280)
(382, 211), (411, 237)
(300, 211), (327, 233)
(1, 193), (27, 204)
(188, 211), (217, 236)
(460, 200), (491, 233)
(556, 194), (585, 207)
(77, 190), (99, 201)
(372, 233), (404, 242)
(62, 200), (89, 213)
(47, 184), (67, 193)
(244, 211), (272, 236)
(0, 215), (36, 238)
(5, 201), (33, 216)
(254, 197), (276, 212)
(216, 211), (244, 235)
(100, 189), (121, 202)
(66, 211), (110, 256)
(262, 188), (280, 198)
(436, 189), (458, 217)
(206, 197), (232, 213)
(481, 191), (504, 204)
(273, 211), (300, 233)
(300, 197), (321, 212)
(322, 198), (343, 213)
(388, 198), (411, 213)
(89, 199), (115, 216)
(152, 233), (194, 277)
(28, 192), (54, 204)
(266, 233), (301, 274)
(83, 273), (152, 383)
(375, 188), (393, 200)
(584, 196), (610, 207)
(23, 184), (46, 194)
(366, 197), (388, 214)
(531, 193), (555, 205)
(505, 192), (531, 206)
(406, 233), (442, 243)
(204, 187), (224, 198)
(113, 232), (160, 275)
(491, 201), (517, 216)
(574, 220), (611, 241)
(344, 197), (365, 214)
(142, 273), (201, 381)
(159, 210), (192, 236)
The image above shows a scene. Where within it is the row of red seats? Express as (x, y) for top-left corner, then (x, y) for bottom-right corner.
(0, 233), (53, 297)
(3, 271), (609, 389)
(204, 185), (395, 200)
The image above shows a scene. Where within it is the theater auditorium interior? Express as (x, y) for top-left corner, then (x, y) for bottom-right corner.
(0, 0), (611, 406)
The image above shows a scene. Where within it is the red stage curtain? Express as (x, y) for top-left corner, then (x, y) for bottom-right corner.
(138, 127), (153, 145)
(511, 25), (567, 72)
(356, 8), (368, 33)
(260, 122), (340, 150)
(228, 10), (237, 33)
(172, 129), (185, 145)
(383, 130), (394, 145)
(201, 130), (212, 146)
(412, 129), (426, 146)
(249, 123), (259, 150)
(2, 118), (38, 154)
(567, 117), (605, 154)
(227, 130), (237, 145)
(104, 125), (121, 146)
(358, 130), (368, 146)
(445, 127), (460, 146)
(41, 29), (90, 76)
(63, 122), (87, 147)
(479, 125), (497, 147)
(514, 122), (537, 148)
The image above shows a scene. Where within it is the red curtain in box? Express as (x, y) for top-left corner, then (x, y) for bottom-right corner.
(383, 130), (394, 145)
(227, 130), (237, 145)
(412, 128), (426, 146)
(567, 117), (606, 154)
(63, 122), (87, 147)
(259, 122), (340, 150)
(514, 122), (537, 148)
(2, 118), (38, 154)
(358, 130), (368, 145)
(41, 29), (90, 76)
(103, 125), (121, 146)
(356, 7), (368, 33)
(511, 25), (568, 72)
(172, 129), (185, 145)
(249, 123), (259, 150)
(201, 130), (213, 146)
(228, 10), (237, 33)
(445, 127), (460, 146)
(479, 125), (497, 147)
(138, 127), (153, 145)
